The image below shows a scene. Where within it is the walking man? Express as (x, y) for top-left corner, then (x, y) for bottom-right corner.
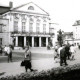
(65, 44), (70, 60)
(7, 45), (12, 62)
(60, 44), (68, 66)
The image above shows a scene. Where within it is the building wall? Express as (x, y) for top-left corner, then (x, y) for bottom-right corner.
(73, 24), (80, 46)
(0, 19), (10, 46)
(3, 12), (50, 34)
(73, 25), (80, 39)
(49, 23), (60, 47)
(1, 2), (51, 47)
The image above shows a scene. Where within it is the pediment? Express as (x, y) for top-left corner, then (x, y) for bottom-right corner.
(13, 2), (49, 16)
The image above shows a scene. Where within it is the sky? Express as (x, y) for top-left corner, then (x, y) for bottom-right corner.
(0, 0), (80, 32)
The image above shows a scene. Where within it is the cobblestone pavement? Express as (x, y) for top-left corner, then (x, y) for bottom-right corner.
(0, 47), (80, 78)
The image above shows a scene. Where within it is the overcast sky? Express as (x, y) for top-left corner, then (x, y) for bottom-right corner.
(0, 0), (80, 32)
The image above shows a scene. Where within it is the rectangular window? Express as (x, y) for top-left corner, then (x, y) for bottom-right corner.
(36, 23), (40, 33)
(49, 28), (53, 34)
(14, 21), (18, 32)
(22, 22), (26, 32)
(43, 24), (46, 33)
(0, 38), (2, 45)
(29, 23), (33, 32)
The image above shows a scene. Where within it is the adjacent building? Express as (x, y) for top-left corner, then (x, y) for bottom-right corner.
(1, 2), (53, 48)
(49, 23), (59, 46)
(63, 32), (73, 45)
(0, 3), (11, 46)
(72, 20), (80, 46)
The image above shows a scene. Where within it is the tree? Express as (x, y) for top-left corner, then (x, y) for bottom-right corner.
(57, 29), (63, 47)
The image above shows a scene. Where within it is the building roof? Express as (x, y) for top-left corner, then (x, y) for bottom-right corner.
(0, 6), (10, 15)
(73, 20), (80, 26)
(64, 32), (73, 36)
(12, 2), (49, 16)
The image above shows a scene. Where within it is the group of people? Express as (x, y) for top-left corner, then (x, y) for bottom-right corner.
(54, 44), (76, 66)
(1, 43), (76, 72)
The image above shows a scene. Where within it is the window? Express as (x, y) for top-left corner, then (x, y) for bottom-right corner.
(0, 38), (2, 45)
(29, 18), (33, 32)
(28, 6), (34, 10)
(29, 23), (33, 32)
(49, 28), (53, 34)
(36, 23), (40, 33)
(22, 22), (26, 32)
(43, 24), (46, 33)
(14, 21), (18, 32)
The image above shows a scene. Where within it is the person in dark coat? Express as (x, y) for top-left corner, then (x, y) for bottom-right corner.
(24, 47), (33, 72)
(65, 44), (70, 59)
(9, 45), (13, 62)
(60, 45), (68, 66)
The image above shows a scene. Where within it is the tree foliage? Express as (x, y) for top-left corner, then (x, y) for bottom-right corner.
(57, 29), (63, 46)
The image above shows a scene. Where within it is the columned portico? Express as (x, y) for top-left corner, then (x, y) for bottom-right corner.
(32, 36), (34, 47)
(39, 37), (41, 47)
(15, 36), (18, 46)
(46, 37), (48, 46)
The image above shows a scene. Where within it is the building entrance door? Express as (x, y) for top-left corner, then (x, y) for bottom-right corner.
(34, 37), (39, 47)
(18, 36), (24, 47)
(41, 37), (46, 47)
(26, 36), (32, 47)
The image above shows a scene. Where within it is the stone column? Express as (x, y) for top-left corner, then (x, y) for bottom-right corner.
(15, 36), (18, 46)
(46, 37), (48, 47)
(24, 36), (26, 47)
(39, 37), (41, 47)
(32, 36), (34, 47)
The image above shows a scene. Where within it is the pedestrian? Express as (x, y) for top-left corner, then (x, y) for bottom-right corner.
(70, 44), (76, 60)
(24, 47), (33, 72)
(54, 49), (58, 63)
(60, 44), (68, 66)
(55, 45), (58, 52)
(4, 45), (8, 55)
(57, 45), (63, 58)
(65, 44), (70, 60)
(9, 45), (13, 62)
(7, 45), (12, 62)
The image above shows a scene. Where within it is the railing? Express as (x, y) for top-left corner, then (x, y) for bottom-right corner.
(11, 31), (54, 36)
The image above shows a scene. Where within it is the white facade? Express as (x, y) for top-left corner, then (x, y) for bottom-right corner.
(72, 20), (80, 46)
(49, 23), (59, 47)
(1, 2), (52, 48)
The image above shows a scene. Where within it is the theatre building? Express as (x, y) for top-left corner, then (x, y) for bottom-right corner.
(1, 2), (53, 48)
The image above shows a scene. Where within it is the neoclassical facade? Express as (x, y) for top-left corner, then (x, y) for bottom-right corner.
(1, 2), (52, 48)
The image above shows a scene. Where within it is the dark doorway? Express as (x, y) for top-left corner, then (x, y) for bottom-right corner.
(18, 36), (24, 47)
(34, 37), (39, 47)
(41, 37), (46, 47)
(26, 36), (32, 47)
